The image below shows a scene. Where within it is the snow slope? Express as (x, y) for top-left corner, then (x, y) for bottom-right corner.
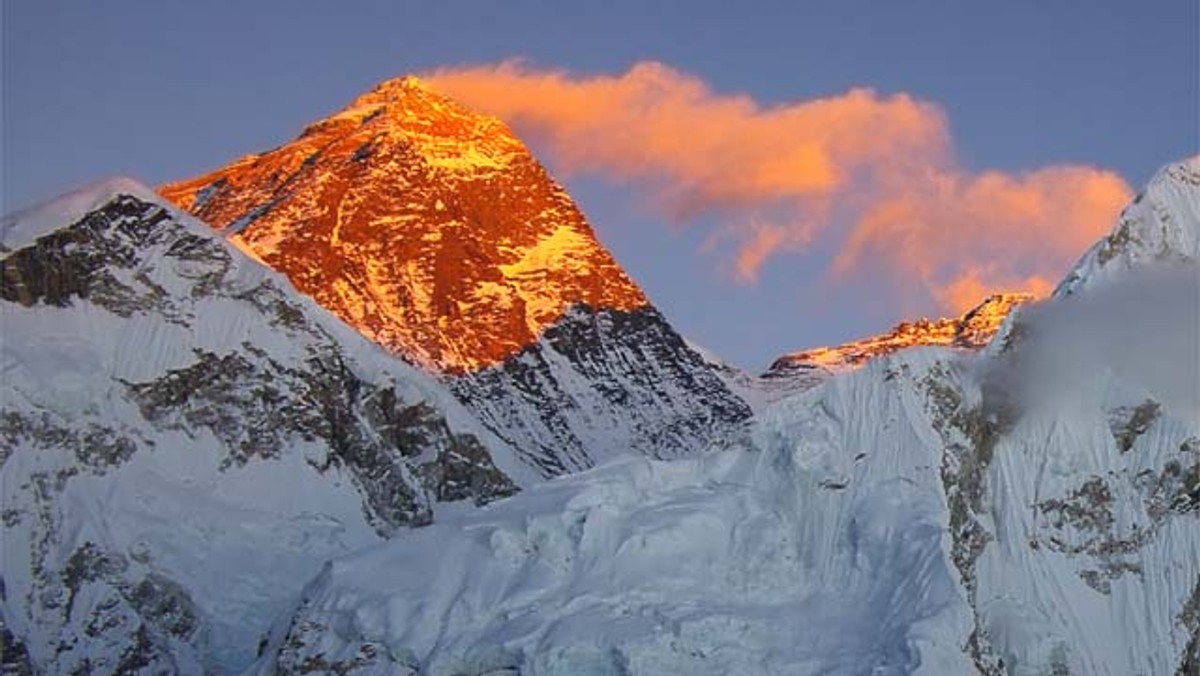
(253, 349), (983, 676)
(0, 182), (531, 673)
(252, 160), (1200, 675)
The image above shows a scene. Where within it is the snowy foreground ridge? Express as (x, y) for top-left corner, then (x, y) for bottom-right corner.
(0, 157), (1197, 676)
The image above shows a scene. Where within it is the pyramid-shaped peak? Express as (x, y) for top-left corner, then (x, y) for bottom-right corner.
(283, 74), (528, 174)
(330, 74), (510, 131)
(159, 75), (648, 372)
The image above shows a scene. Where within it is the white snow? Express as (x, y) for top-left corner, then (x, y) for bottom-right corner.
(253, 350), (982, 676)
(0, 177), (163, 249)
(1056, 156), (1200, 297)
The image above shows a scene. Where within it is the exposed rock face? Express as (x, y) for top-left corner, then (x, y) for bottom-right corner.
(452, 305), (755, 476)
(158, 76), (647, 374)
(160, 76), (752, 474)
(0, 184), (522, 673)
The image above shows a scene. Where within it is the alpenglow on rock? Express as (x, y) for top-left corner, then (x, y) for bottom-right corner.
(160, 76), (752, 476)
(0, 181), (527, 674)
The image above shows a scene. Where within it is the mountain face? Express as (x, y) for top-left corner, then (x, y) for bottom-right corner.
(249, 160), (1200, 675)
(159, 76), (751, 476)
(0, 182), (527, 673)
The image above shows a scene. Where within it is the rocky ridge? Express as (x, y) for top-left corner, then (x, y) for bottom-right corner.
(765, 292), (1032, 377)
(747, 292), (1032, 405)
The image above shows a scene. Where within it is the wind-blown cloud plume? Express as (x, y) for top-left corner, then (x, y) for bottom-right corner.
(427, 61), (1132, 311)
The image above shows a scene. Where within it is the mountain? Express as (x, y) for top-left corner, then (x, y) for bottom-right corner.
(767, 292), (1032, 376)
(744, 293), (1032, 405)
(248, 159), (1200, 675)
(159, 76), (751, 477)
(0, 181), (529, 673)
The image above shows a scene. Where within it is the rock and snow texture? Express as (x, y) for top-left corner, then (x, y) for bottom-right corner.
(255, 339), (1199, 676)
(251, 161), (1200, 675)
(159, 75), (752, 477)
(450, 305), (753, 477)
(0, 183), (528, 673)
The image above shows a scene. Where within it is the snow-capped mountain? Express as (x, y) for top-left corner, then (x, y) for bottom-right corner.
(159, 77), (751, 477)
(0, 181), (531, 673)
(743, 293), (1032, 406)
(247, 159), (1200, 675)
(767, 292), (1032, 376)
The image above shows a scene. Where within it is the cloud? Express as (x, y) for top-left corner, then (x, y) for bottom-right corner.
(426, 61), (1132, 311)
(834, 166), (1132, 311)
(998, 267), (1200, 419)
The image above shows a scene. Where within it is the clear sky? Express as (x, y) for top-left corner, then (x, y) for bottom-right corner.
(4, 1), (1197, 369)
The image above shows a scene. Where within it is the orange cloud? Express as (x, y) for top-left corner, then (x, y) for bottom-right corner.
(426, 61), (1132, 311)
(835, 166), (1133, 310)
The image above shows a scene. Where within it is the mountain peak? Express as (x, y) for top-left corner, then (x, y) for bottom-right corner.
(159, 77), (648, 372)
(1055, 156), (1199, 296)
(158, 77), (746, 474)
(306, 74), (527, 174)
(2, 177), (163, 251)
(381, 73), (432, 91)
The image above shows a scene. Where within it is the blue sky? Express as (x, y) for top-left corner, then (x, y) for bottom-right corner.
(4, 1), (1197, 368)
